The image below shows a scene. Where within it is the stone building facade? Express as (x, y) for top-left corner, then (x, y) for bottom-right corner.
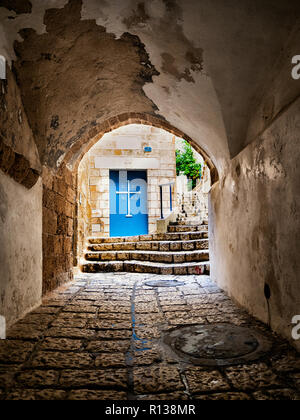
(77, 124), (177, 255)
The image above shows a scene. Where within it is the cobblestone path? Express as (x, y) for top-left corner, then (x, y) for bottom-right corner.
(0, 273), (299, 400)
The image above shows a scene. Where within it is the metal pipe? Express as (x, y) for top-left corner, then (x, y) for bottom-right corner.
(160, 185), (163, 219)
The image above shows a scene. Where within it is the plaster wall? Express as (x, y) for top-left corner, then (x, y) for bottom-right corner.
(0, 170), (43, 327)
(210, 97), (300, 351)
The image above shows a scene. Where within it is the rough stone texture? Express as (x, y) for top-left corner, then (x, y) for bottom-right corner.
(59, 369), (128, 389)
(82, 223), (210, 276)
(0, 0), (32, 15)
(195, 392), (251, 400)
(0, 0), (299, 398)
(2, 0), (299, 171)
(42, 164), (76, 294)
(12, 0), (159, 168)
(0, 273), (299, 400)
(6, 389), (67, 401)
(0, 137), (40, 189)
(225, 364), (282, 391)
(0, 171), (43, 328)
(133, 365), (184, 394)
(0, 69), (40, 172)
(210, 97), (300, 352)
(79, 124), (177, 238)
(68, 390), (127, 400)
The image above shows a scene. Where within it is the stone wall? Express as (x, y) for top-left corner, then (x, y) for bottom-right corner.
(77, 156), (92, 266)
(0, 68), (41, 189)
(210, 97), (300, 351)
(42, 164), (76, 294)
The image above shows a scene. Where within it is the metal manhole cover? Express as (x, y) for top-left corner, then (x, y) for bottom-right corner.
(164, 323), (272, 366)
(145, 280), (186, 287)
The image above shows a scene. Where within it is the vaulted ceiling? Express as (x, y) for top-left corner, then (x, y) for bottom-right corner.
(1, 0), (300, 174)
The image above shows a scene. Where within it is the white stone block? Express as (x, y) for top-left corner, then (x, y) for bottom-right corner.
(101, 201), (109, 209)
(90, 169), (100, 177)
(92, 224), (101, 233)
(97, 184), (107, 193)
(102, 209), (110, 217)
(101, 193), (109, 201)
(99, 169), (109, 176)
(89, 177), (100, 186)
(95, 156), (160, 169)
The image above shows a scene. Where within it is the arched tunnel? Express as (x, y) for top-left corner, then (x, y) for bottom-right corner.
(0, 0), (300, 401)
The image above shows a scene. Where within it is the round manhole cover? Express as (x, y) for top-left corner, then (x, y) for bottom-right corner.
(164, 324), (272, 366)
(145, 280), (185, 287)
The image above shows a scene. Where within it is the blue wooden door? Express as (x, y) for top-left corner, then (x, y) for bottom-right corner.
(109, 170), (148, 237)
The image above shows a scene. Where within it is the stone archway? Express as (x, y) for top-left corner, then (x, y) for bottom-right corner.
(42, 114), (218, 294)
(63, 112), (219, 185)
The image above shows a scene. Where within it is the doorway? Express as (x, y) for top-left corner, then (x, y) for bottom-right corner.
(109, 170), (148, 237)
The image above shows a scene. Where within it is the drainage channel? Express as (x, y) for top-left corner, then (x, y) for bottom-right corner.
(126, 280), (153, 399)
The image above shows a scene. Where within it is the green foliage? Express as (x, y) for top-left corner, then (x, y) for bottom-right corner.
(176, 141), (202, 189)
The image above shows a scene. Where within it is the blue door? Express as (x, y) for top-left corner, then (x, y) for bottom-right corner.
(109, 170), (148, 237)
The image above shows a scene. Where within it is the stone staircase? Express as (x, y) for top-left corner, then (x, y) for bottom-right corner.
(81, 222), (210, 275)
(176, 188), (209, 226)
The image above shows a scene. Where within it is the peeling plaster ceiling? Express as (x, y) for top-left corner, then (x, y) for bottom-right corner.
(1, 0), (300, 175)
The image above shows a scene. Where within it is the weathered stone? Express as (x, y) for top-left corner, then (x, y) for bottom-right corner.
(59, 369), (128, 389)
(6, 389), (67, 400)
(272, 356), (300, 373)
(195, 392), (251, 400)
(0, 340), (34, 364)
(135, 392), (188, 400)
(133, 347), (162, 366)
(135, 313), (164, 325)
(51, 318), (87, 328)
(63, 304), (97, 313)
(29, 351), (94, 369)
(253, 389), (300, 400)
(86, 340), (130, 353)
(133, 365), (184, 393)
(88, 320), (131, 330)
(134, 326), (161, 339)
(96, 330), (132, 340)
(135, 303), (160, 313)
(68, 389), (127, 400)
(18, 314), (54, 327)
(39, 338), (83, 351)
(0, 369), (17, 388)
(7, 324), (45, 340)
(16, 370), (59, 387)
(95, 353), (126, 368)
(45, 328), (95, 339)
(225, 363), (282, 391)
(1, 272), (300, 400)
(185, 368), (230, 393)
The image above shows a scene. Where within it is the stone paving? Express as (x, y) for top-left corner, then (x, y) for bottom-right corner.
(0, 273), (300, 400)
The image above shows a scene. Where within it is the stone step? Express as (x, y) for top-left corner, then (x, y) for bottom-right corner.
(88, 238), (209, 252)
(170, 221), (200, 226)
(167, 225), (207, 233)
(81, 260), (210, 276)
(85, 250), (209, 264)
(88, 230), (208, 245)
